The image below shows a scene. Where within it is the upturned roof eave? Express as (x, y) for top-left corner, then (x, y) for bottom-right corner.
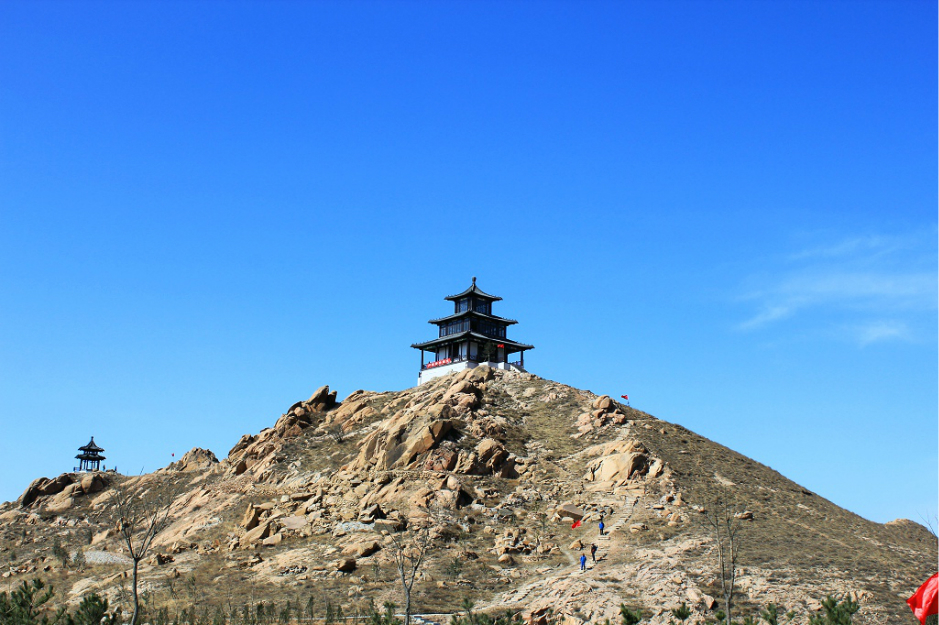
(75, 453), (106, 460)
(444, 282), (502, 302)
(427, 310), (518, 325)
(411, 331), (534, 352)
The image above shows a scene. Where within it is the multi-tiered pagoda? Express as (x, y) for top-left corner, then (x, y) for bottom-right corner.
(75, 437), (105, 472)
(411, 278), (534, 385)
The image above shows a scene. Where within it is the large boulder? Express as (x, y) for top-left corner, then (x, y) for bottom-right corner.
(80, 473), (107, 494)
(557, 504), (586, 521)
(241, 522), (272, 547)
(586, 451), (647, 482)
(453, 439), (515, 476)
(423, 448), (458, 472)
(41, 474), (73, 497)
(343, 540), (381, 558)
(443, 380), (479, 404)
(19, 478), (48, 507)
(280, 515), (307, 531)
(358, 504), (386, 523)
(241, 505), (263, 530)
(307, 385), (338, 411)
(44, 490), (74, 512)
(434, 488), (472, 510)
(583, 440), (650, 482)
(308, 385), (331, 404)
(400, 419), (453, 465)
(593, 395), (613, 410)
(477, 438), (509, 469)
(227, 434), (256, 459)
(466, 365), (493, 383)
(19, 474), (73, 507)
(348, 403), (454, 471)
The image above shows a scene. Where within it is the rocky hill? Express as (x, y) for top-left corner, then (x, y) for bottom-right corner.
(1, 368), (934, 624)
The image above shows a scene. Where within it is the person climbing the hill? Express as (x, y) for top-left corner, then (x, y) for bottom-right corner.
(598, 516), (605, 536)
(590, 543), (598, 562)
(579, 553), (587, 571)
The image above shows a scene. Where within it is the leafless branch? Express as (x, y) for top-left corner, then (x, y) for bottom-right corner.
(108, 475), (183, 625)
(918, 512), (938, 539)
(387, 508), (437, 625)
(701, 497), (745, 625)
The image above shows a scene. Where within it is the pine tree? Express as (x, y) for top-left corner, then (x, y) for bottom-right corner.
(807, 596), (859, 625)
(65, 593), (119, 625)
(670, 603), (691, 623)
(619, 604), (643, 625)
(0, 579), (64, 625)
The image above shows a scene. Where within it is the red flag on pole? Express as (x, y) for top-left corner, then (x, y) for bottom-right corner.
(571, 520), (582, 529)
(621, 395), (628, 400)
(908, 574), (939, 625)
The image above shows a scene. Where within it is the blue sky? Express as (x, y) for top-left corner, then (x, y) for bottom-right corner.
(0, 0), (935, 524)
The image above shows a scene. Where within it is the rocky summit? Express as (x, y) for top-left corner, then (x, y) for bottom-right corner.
(1, 368), (934, 624)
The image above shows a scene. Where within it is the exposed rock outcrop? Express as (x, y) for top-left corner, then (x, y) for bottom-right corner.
(2, 368), (933, 625)
(165, 448), (219, 472)
(226, 384), (341, 479)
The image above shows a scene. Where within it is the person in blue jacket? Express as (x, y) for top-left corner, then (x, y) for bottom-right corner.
(598, 517), (605, 536)
(579, 553), (587, 571)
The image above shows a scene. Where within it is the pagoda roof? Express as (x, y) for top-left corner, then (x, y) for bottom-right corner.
(411, 331), (534, 353)
(444, 278), (502, 302)
(76, 452), (106, 461)
(79, 437), (104, 453)
(428, 310), (517, 326)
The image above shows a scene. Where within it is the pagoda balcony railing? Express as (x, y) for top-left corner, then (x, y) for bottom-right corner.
(422, 354), (509, 370)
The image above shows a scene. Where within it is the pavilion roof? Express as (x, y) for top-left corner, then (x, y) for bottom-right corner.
(427, 310), (517, 326)
(444, 278), (502, 302)
(411, 331), (534, 353)
(79, 437), (104, 453)
(76, 451), (106, 460)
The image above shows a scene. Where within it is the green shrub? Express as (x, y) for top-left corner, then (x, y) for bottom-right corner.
(65, 593), (119, 625)
(0, 579), (63, 625)
(51, 539), (69, 570)
(367, 600), (401, 625)
(620, 604), (643, 625)
(670, 603), (691, 623)
(807, 596), (859, 625)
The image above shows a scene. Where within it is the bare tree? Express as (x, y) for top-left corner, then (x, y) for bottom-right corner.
(701, 498), (744, 624)
(918, 512), (938, 539)
(108, 476), (181, 625)
(387, 515), (434, 625)
(325, 424), (345, 444)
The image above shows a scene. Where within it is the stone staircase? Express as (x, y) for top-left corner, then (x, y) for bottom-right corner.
(596, 495), (640, 542)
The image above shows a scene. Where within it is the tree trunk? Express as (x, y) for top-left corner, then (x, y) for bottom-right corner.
(131, 558), (140, 625)
(724, 594), (731, 625)
(404, 587), (411, 625)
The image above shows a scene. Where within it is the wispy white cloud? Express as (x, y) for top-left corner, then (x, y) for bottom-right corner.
(738, 230), (937, 345)
(855, 321), (910, 346)
(787, 234), (915, 262)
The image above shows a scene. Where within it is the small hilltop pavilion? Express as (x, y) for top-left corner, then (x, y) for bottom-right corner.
(411, 278), (534, 385)
(75, 437), (105, 472)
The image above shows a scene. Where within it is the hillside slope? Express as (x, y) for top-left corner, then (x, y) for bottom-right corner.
(1, 368), (934, 624)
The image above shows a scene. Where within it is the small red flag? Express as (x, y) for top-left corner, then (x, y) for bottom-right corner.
(497, 344), (504, 348)
(571, 520), (582, 529)
(621, 395), (628, 400)
(908, 574), (939, 625)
